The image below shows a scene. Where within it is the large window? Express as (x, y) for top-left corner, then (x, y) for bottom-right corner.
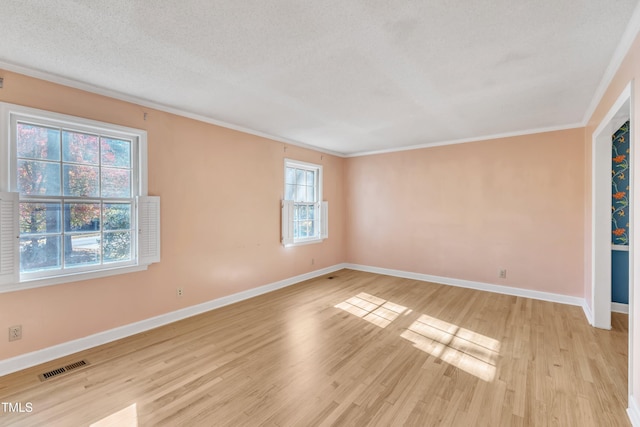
(282, 159), (327, 246)
(0, 103), (160, 291)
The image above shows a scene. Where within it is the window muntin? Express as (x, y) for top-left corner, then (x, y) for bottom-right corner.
(284, 160), (322, 243)
(12, 116), (137, 279)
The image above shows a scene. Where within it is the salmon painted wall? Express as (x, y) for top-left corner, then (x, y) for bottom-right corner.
(0, 70), (346, 360)
(582, 29), (640, 408)
(345, 128), (585, 296)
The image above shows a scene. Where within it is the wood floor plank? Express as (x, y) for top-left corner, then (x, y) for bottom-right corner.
(0, 269), (630, 426)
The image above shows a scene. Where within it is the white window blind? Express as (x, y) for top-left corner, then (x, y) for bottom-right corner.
(138, 196), (161, 265)
(281, 199), (294, 246)
(321, 200), (328, 239)
(0, 192), (19, 285)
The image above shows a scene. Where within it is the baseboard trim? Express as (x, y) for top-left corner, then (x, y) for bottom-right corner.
(628, 395), (640, 427)
(0, 263), (348, 377)
(613, 302), (630, 314)
(583, 301), (595, 326)
(0, 263), (598, 376)
(344, 264), (586, 307)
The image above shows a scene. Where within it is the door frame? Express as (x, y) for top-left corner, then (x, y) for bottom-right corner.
(592, 82), (632, 330)
(591, 81), (635, 412)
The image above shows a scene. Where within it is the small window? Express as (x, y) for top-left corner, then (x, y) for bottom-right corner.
(0, 103), (160, 291)
(282, 159), (327, 246)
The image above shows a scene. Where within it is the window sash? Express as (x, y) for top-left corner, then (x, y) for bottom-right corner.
(14, 119), (137, 200)
(18, 198), (136, 280)
(293, 201), (320, 240)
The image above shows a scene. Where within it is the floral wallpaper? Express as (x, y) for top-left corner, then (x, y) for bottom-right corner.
(612, 121), (630, 245)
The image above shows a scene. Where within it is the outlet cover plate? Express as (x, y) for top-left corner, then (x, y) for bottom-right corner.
(9, 325), (22, 341)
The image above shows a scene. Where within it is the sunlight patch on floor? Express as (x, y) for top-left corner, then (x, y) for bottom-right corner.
(335, 293), (500, 381)
(90, 403), (138, 427)
(401, 314), (500, 382)
(335, 292), (408, 328)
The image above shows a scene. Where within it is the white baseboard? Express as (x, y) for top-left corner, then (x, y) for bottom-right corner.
(344, 264), (586, 307)
(583, 301), (595, 326)
(0, 263), (601, 377)
(612, 302), (630, 314)
(0, 263), (348, 377)
(628, 395), (640, 427)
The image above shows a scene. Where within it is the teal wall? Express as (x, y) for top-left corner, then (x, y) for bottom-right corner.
(612, 250), (629, 304)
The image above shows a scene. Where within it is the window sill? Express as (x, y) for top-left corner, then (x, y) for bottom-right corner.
(284, 237), (325, 248)
(0, 264), (150, 293)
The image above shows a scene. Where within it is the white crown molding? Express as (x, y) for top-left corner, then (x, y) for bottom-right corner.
(582, 1), (640, 125)
(345, 123), (584, 157)
(0, 60), (599, 160)
(344, 263), (586, 307)
(0, 263), (348, 377)
(4, 0), (640, 162)
(0, 60), (345, 159)
(2, 3), (638, 161)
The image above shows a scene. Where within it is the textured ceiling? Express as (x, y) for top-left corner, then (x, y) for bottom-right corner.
(0, 1), (638, 155)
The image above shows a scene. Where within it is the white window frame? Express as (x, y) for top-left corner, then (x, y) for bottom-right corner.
(282, 159), (327, 246)
(0, 102), (159, 292)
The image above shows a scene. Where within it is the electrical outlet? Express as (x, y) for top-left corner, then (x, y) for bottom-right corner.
(9, 325), (22, 341)
(311, 258), (315, 265)
(499, 269), (507, 279)
(177, 287), (184, 297)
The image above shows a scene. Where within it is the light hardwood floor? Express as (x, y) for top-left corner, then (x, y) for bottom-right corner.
(0, 269), (629, 426)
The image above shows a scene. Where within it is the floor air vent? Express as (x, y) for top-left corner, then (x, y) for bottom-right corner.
(39, 360), (90, 381)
